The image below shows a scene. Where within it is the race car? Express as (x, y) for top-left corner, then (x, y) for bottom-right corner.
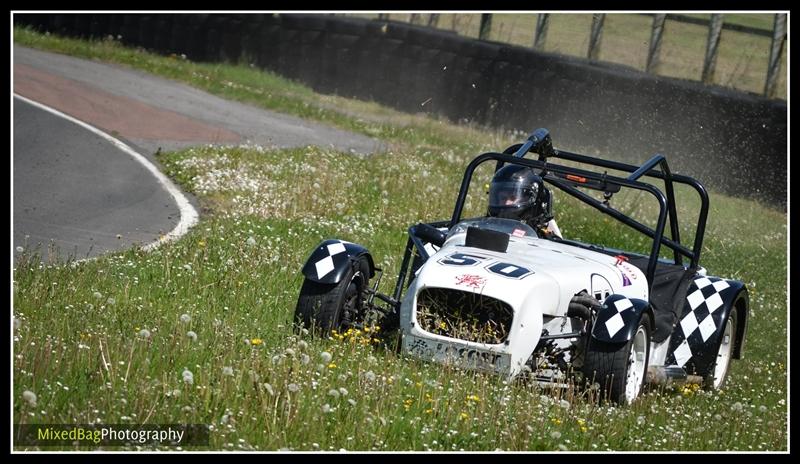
(294, 128), (749, 404)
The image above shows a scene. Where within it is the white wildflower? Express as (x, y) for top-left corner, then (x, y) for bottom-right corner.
(222, 366), (234, 377)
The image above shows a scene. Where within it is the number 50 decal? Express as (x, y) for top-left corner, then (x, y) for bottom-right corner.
(486, 262), (534, 279)
(438, 253), (486, 267)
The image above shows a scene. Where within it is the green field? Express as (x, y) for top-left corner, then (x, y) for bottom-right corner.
(13, 28), (787, 451)
(349, 13), (787, 100)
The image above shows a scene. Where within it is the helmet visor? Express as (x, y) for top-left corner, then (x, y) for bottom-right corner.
(488, 181), (537, 209)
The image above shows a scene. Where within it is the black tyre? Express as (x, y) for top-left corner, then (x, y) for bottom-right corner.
(294, 256), (369, 336)
(703, 309), (737, 390)
(583, 313), (651, 405)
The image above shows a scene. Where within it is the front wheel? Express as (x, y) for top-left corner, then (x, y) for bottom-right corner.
(294, 256), (369, 336)
(582, 313), (651, 404)
(703, 309), (737, 390)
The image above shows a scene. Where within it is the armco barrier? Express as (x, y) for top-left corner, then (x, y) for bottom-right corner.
(14, 13), (786, 208)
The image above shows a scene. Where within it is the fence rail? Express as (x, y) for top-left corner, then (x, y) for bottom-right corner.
(370, 12), (787, 100)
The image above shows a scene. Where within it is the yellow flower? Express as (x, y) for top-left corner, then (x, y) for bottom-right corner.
(425, 409), (433, 414)
(198, 240), (206, 248)
(328, 363), (337, 369)
(460, 412), (469, 420)
(250, 338), (263, 346)
(551, 418), (562, 425)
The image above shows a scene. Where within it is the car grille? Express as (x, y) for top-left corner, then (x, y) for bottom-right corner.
(415, 287), (513, 344)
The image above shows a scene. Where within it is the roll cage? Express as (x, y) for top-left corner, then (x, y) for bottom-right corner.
(382, 129), (709, 310)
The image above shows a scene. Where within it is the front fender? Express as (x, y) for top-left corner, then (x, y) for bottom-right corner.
(300, 239), (375, 285)
(591, 295), (653, 343)
(665, 277), (748, 375)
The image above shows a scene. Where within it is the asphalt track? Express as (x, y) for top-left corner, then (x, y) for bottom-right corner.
(13, 45), (383, 261)
(13, 98), (180, 261)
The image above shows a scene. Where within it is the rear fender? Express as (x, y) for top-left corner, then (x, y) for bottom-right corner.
(665, 277), (748, 375)
(591, 295), (653, 343)
(301, 239), (375, 285)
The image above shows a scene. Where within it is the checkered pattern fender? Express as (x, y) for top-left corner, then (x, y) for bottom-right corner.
(665, 276), (739, 374)
(301, 239), (373, 285)
(592, 295), (651, 343)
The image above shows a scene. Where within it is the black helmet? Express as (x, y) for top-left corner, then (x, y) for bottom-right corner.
(487, 164), (552, 227)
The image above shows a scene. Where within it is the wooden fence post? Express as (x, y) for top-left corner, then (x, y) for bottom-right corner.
(588, 13), (605, 61)
(646, 13), (667, 73)
(701, 14), (724, 84)
(764, 13), (787, 99)
(534, 13), (549, 49)
(479, 13), (492, 40)
(428, 14), (440, 27)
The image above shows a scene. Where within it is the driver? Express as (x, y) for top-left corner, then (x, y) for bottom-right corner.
(487, 164), (562, 239)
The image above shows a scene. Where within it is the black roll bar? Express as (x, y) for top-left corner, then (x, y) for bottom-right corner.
(450, 152), (680, 289)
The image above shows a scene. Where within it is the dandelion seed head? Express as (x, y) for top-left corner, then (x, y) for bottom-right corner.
(287, 383), (300, 393)
(300, 354), (310, 365)
(222, 366), (234, 377)
(22, 390), (37, 407)
(93, 291), (103, 300)
(138, 329), (151, 339)
(180, 314), (191, 323)
(320, 351), (333, 363)
(246, 237), (257, 246)
(328, 389), (340, 399)
(16, 246), (24, 253)
(186, 330), (198, 342)
(182, 369), (194, 384)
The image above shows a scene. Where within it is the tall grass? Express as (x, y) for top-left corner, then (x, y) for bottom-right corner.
(12, 29), (787, 451)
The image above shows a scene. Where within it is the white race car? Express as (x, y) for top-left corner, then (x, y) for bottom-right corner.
(294, 129), (749, 404)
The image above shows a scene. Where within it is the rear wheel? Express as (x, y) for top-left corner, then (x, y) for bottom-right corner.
(703, 309), (737, 390)
(583, 313), (651, 404)
(294, 256), (369, 336)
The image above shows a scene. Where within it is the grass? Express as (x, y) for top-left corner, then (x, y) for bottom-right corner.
(12, 29), (787, 451)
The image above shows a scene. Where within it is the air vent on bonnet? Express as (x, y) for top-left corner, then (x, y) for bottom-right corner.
(465, 226), (509, 252)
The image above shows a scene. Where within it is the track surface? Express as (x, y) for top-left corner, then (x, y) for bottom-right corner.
(13, 45), (382, 261)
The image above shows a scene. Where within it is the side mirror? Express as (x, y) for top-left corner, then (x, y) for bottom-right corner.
(413, 223), (446, 247)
